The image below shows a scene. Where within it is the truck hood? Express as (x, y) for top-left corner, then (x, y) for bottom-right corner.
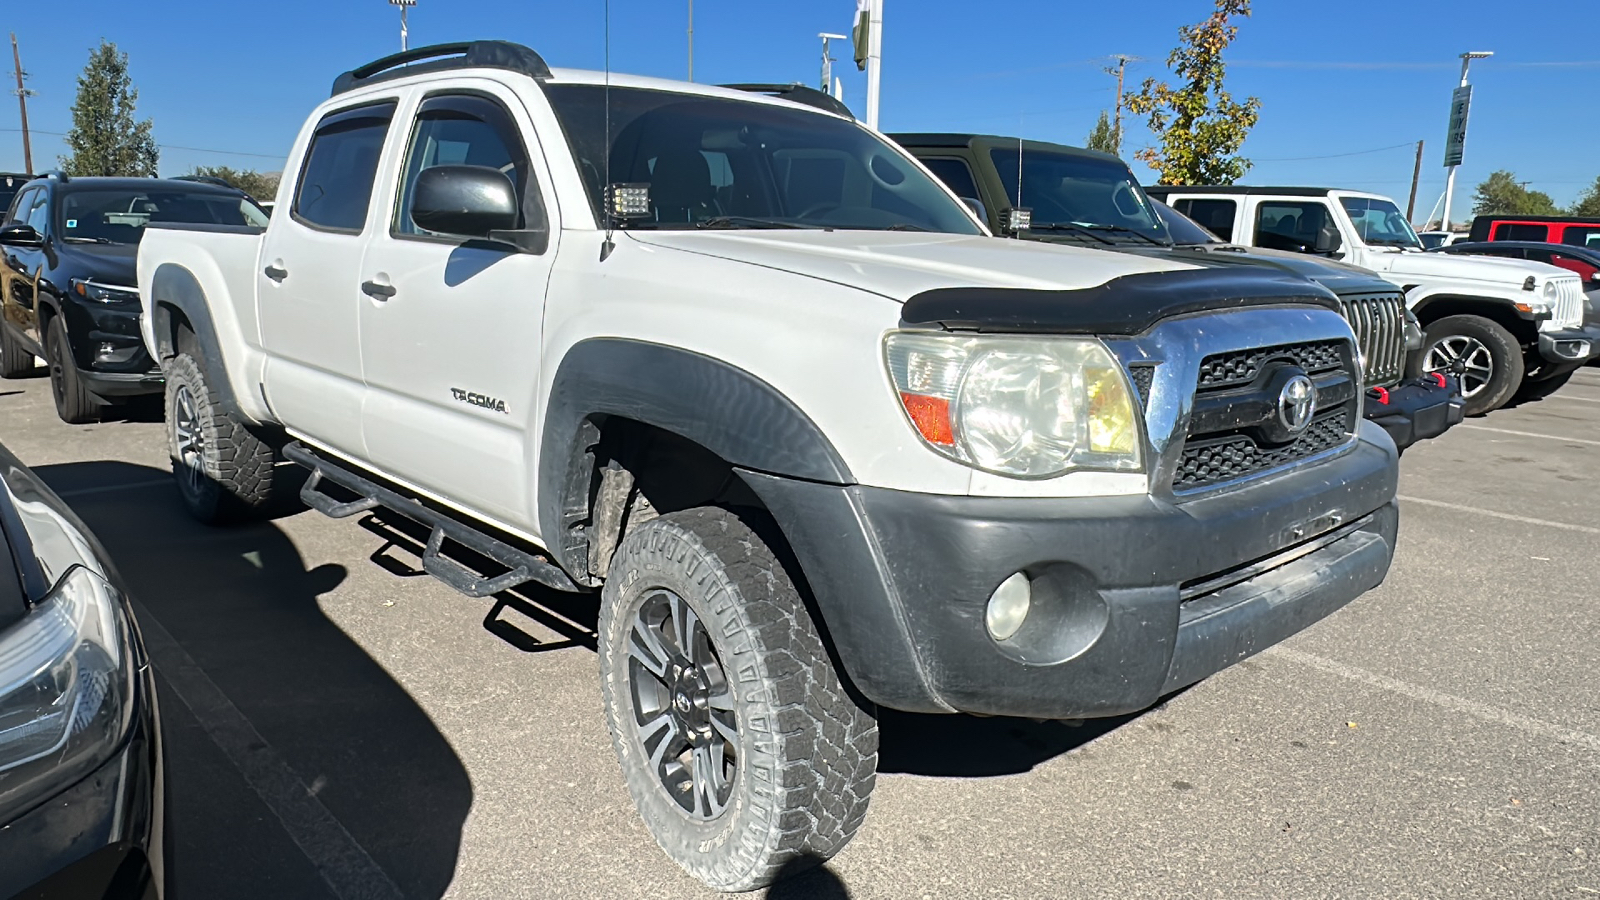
(57, 242), (139, 287)
(1360, 247), (1568, 286)
(623, 230), (1200, 301)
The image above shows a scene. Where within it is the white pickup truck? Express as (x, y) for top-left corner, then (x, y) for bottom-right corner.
(138, 42), (1401, 891)
(1147, 186), (1599, 414)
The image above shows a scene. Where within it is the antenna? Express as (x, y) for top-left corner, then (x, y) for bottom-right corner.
(600, 0), (615, 261)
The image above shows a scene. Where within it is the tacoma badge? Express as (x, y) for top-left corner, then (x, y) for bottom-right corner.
(451, 388), (508, 414)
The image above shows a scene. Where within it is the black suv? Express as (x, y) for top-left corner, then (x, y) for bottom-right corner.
(0, 174), (269, 422)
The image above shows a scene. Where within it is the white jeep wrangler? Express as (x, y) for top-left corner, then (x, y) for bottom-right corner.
(139, 42), (1401, 891)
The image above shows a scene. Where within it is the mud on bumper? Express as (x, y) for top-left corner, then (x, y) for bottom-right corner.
(742, 428), (1398, 719)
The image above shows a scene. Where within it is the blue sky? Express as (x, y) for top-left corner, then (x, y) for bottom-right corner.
(3, 0), (1595, 225)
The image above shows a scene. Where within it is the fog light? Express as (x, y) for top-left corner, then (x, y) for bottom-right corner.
(985, 572), (1032, 641)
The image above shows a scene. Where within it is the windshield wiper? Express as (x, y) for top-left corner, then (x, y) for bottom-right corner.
(696, 216), (810, 230)
(63, 236), (117, 245)
(1175, 241), (1247, 252)
(883, 223), (929, 232)
(1064, 223), (1170, 247)
(1025, 222), (1115, 245)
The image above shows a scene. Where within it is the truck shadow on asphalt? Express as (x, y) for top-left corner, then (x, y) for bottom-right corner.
(34, 460), (472, 900)
(357, 507), (1156, 780)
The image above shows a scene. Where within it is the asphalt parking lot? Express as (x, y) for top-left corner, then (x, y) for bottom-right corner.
(3, 369), (1599, 899)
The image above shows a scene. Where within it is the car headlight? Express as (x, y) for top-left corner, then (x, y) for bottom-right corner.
(884, 332), (1142, 478)
(1542, 281), (1558, 304)
(71, 279), (140, 304)
(0, 565), (133, 824)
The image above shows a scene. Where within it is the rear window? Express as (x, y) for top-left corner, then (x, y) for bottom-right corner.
(1173, 198), (1236, 241)
(293, 102), (396, 232)
(1558, 225), (1600, 248)
(1492, 222), (1547, 242)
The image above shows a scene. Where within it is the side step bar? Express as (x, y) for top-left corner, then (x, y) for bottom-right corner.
(283, 441), (580, 597)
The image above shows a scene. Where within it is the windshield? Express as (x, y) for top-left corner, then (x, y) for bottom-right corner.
(1339, 196), (1421, 249)
(1150, 199), (1220, 245)
(988, 147), (1169, 244)
(544, 85), (982, 234)
(58, 188), (269, 244)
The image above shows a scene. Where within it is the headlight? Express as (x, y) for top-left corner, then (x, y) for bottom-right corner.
(0, 565), (133, 824)
(1542, 281), (1558, 304)
(884, 332), (1142, 477)
(71, 279), (140, 304)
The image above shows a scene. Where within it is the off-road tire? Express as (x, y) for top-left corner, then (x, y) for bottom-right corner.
(0, 323), (35, 378)
(46, 317), (101, 424)
(1409, 314), (1524, 416)
(1511, 368), (1574, 404)
(598, 507), (878, 892)
(164, 352), (275, 524)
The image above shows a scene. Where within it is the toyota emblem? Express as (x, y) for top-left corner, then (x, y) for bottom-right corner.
(1277, 374), (1316, 435)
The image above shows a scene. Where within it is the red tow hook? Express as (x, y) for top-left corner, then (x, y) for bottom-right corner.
(1431, 372), (1448, 389)
(1370, 386), (1390, 405)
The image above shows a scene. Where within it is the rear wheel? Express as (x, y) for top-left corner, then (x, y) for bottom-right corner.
(45, 317), (102, 424)
(0, 323), (35, 378)
(599, 507), (878, 892)
(1410, 315), (1524, 416)
(164, 352), (276, 523)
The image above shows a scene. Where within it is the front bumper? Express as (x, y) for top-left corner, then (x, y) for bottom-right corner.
(61, 301), (163, 397)
(0, 654), (163, 900)
(1536, 322), (1600, 365)
(1365, 375), (1465, 451)
(743, 427), (1399, 718)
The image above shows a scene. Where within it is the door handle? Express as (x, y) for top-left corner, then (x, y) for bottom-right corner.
(263, 264), (288, 282)
(361, 280), (397, 300)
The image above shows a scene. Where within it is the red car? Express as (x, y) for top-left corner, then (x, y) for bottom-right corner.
(1467, 214), (1600, 248)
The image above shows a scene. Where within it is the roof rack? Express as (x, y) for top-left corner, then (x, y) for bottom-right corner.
(332, 41), (552, 97)
(719, 83), (854, 120)
(38, 170), (69, 184)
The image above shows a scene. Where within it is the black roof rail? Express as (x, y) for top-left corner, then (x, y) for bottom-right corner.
(718, 83), (854, 120)
(332, 40), (552, 97)
(39, 170), (69, 184)
(173, 175), (235, 189)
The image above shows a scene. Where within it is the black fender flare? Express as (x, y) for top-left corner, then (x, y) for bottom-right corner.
(537, 338), (853, 577)
(147, 263), (246, 419)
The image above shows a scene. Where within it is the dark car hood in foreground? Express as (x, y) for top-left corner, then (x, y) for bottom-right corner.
(1074, 240), (1399, 299)
(57, 242), (139, 287)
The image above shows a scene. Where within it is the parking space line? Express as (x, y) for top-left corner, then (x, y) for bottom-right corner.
(133, 599), (406, 900)
(1544, 393), (1600, 404)
(1267, 647), (1600, 753)
(1397, 495), (1600, 535)
(1458, 424), (1600, 447)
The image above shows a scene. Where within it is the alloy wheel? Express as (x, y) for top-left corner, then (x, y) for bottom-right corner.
(1423, 335), (1494, 399)
(171, 385), (208, 498)
(626, 589), (739, 820)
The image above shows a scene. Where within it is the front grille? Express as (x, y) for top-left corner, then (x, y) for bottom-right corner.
(1173, 408), (1352, 490)
(1553, 278), (1585, 329)
(1196, 341), (1343, 390)
(1337, 292), (1406, 388)
(1126, 364), (1156, 410)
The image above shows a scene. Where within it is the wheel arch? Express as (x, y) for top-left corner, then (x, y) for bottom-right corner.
(147, 263), (246, 419)
(1409, 293), (1540, 346)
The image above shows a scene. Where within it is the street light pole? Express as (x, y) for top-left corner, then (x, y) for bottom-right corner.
(819, 33), (847, 96)
(1440, 50), (1492, 231)
(389, 0), (416, 52)
(864, 0), (883, 129)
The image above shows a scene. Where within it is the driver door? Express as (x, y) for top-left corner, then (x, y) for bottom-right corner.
(1, 187), (49, 352)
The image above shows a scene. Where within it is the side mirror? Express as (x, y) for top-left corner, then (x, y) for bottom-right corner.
(410, 165), (521, 240)
(960, 197), (988, 224)
(1314, 224), (1343, 256)
(1589, 271), (1600, 282)
(0, 223), (44, 247)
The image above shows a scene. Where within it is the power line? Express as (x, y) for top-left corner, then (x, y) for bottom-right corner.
(0, 127), (283, 161)
(1251, 141), (1417, 162)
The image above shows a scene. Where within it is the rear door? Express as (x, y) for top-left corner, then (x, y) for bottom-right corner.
(1, 187), (49, 351)
(356, 82), (558, 531)
(258, 99), (402, 460)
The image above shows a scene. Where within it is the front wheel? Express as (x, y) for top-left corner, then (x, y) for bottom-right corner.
(45, 317), (101, 424)
(599, 507), (878, 892)
(164, 352), (276, 524)
(0, 323), (35, 378)
(1410, 314), (1525, 416)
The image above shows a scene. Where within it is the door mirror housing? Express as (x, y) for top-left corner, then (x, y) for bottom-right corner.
(960, 197), (988, 225)
(411, 165), (545, 252)
(0, 223), (44, 247)
(1314, 223), (1343, 256)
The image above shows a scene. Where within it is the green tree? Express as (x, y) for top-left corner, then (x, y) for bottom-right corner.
(1470, 170), (1560, 217)
(1567, 175), (1600, 217)
(59, 40), (158, 177)
(1125, 0), (1261, 185)
(186, 166), (281, 203)
(1085, 111), (1120, 155)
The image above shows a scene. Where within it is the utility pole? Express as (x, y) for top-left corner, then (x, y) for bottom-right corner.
(1440, 50), (1492, 231)
(687, 0), (694, 81)
(1105, 54), (1140, 155)
(10, 33), (33, 175)
(863, 0), (884, 129)
(819, 33), (847, 96)
(389, 0), (416, 52)
(1406, 139), (1424, 222)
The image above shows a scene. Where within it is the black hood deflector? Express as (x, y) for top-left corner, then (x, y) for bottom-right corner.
(900, 267), (1340, 336)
